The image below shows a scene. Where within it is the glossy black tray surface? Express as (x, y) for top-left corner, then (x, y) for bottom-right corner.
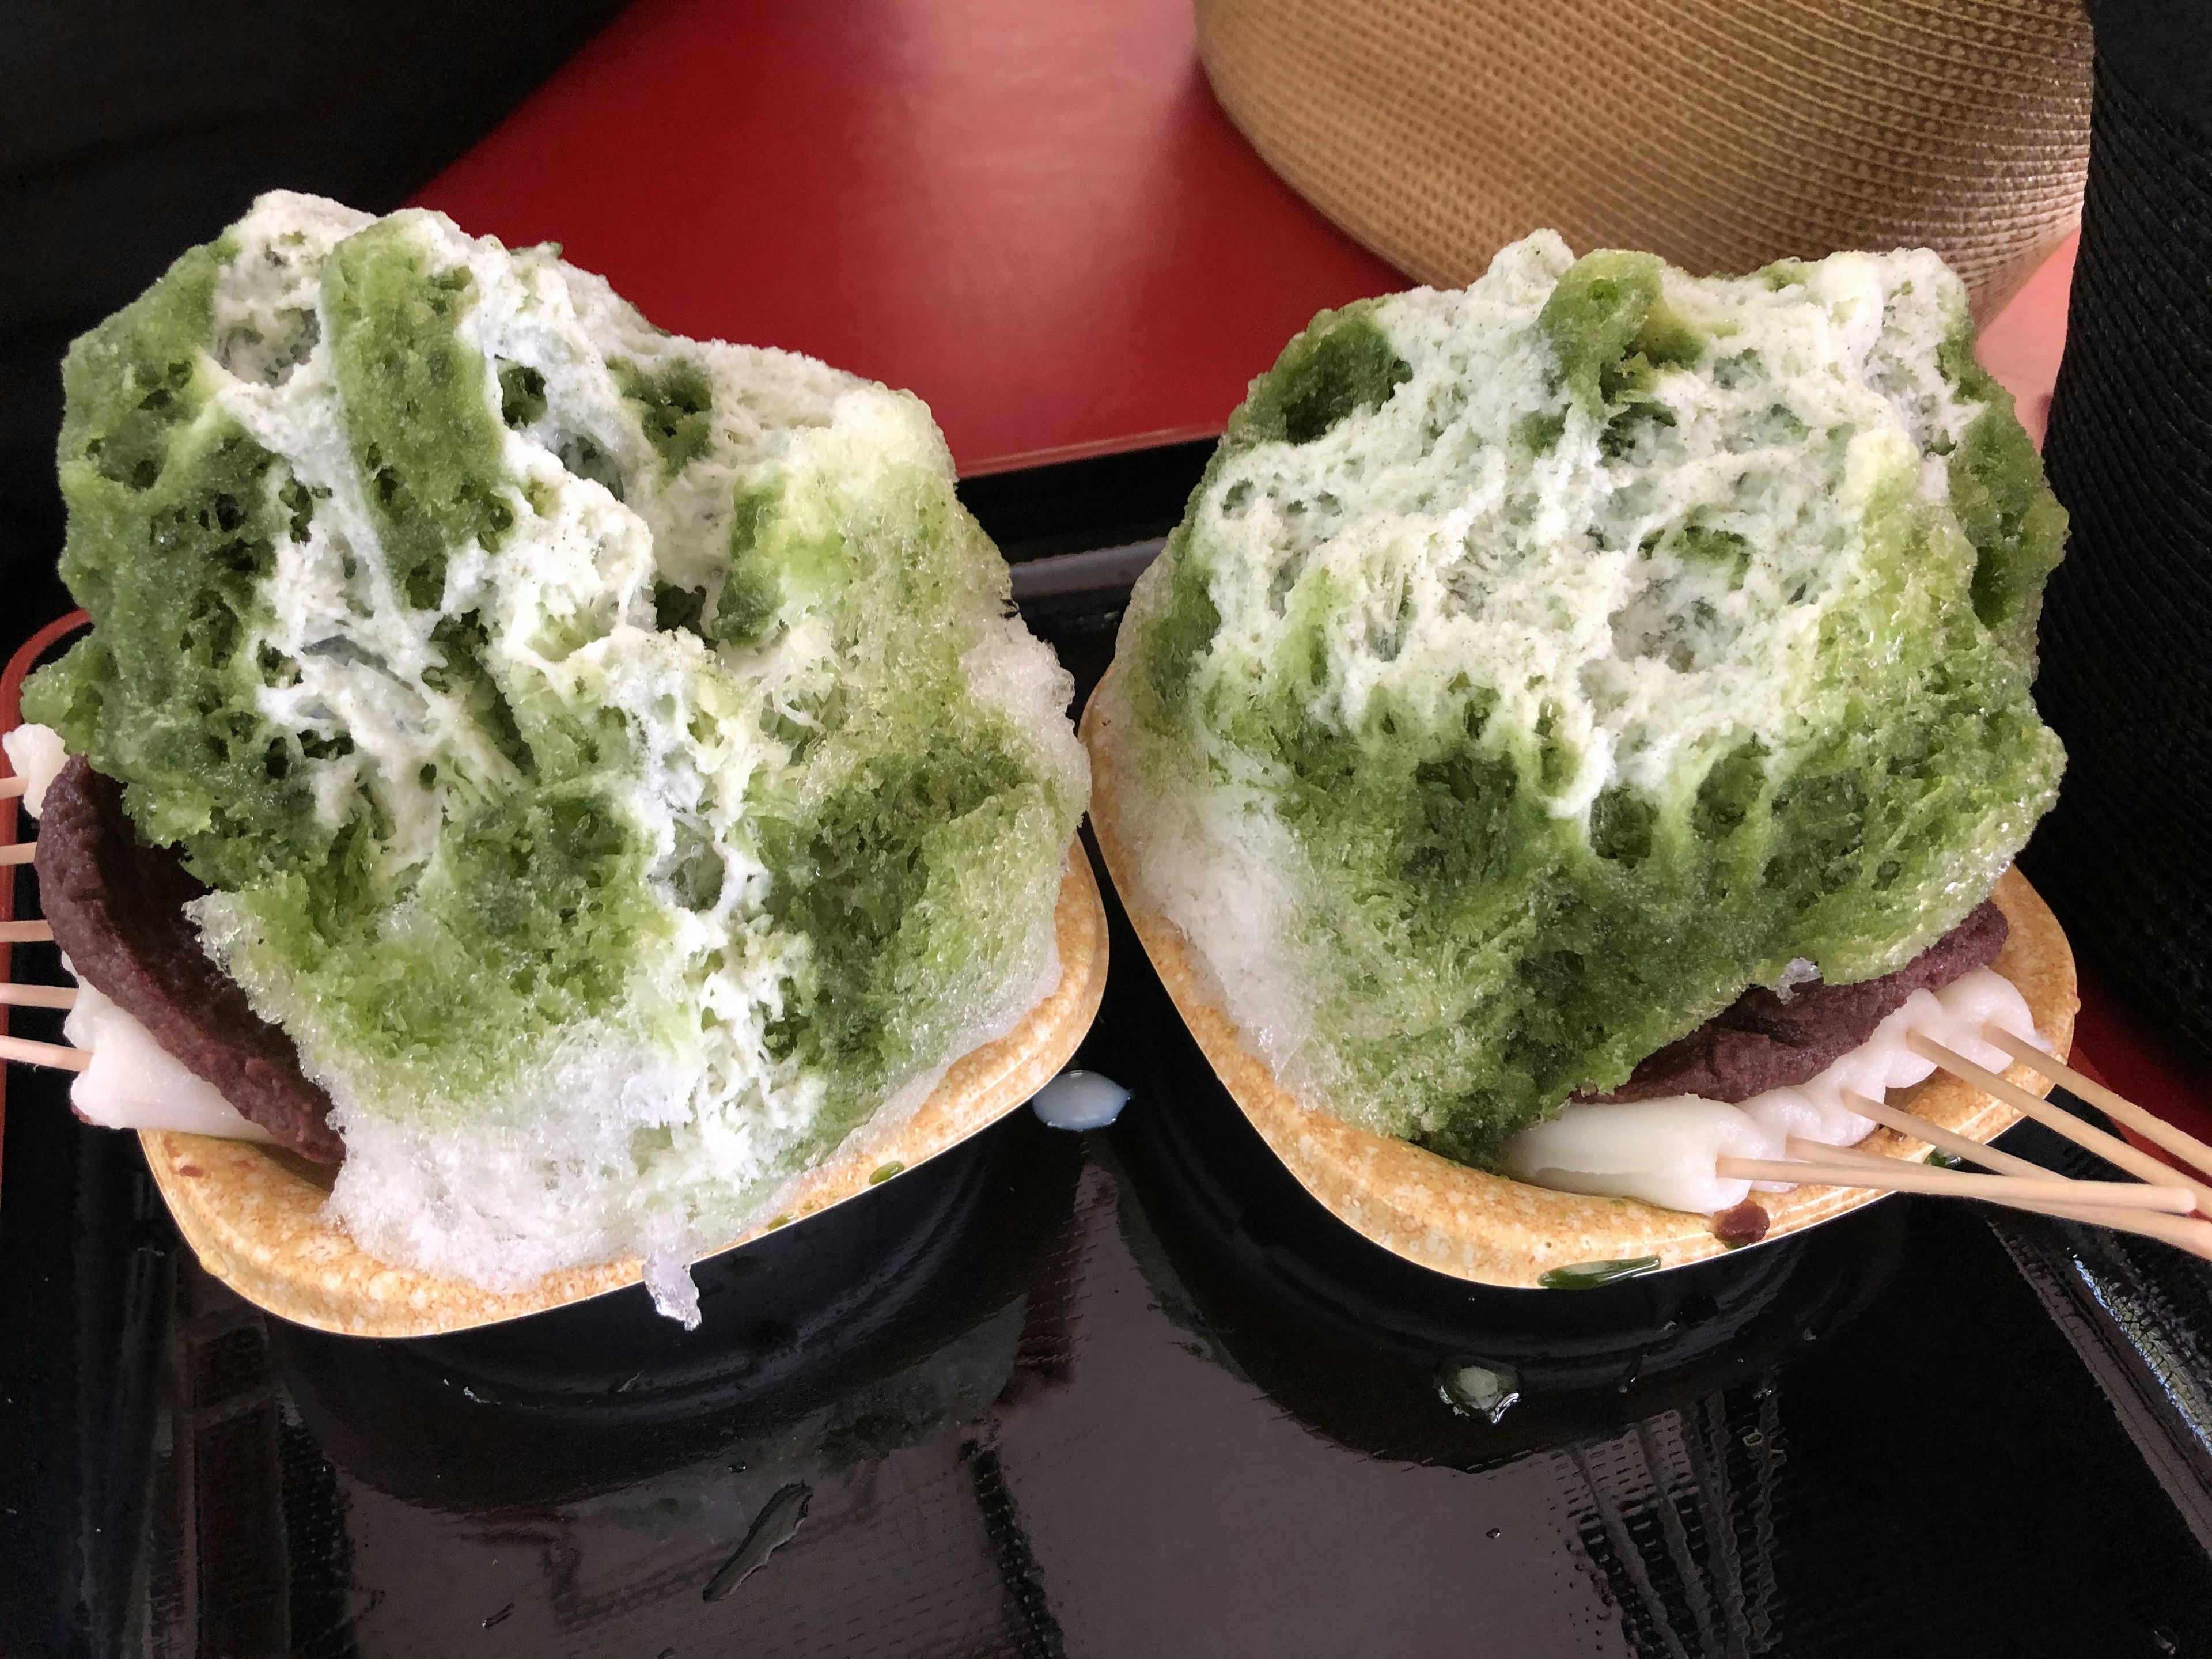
(5, 445), (2211, 1659)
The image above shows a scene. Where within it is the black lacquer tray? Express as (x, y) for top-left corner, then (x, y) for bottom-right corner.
(5, 444), (2212, 1659)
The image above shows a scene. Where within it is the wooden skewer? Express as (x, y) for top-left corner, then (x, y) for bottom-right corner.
(1782, 1135), (2205, 1219)
(1781, 1138), (2197, 1213)
(1793, 1137), (1908, 1168)
(1717, 1152), (2196, 1214)
(0, 842), (32, 866)
(1982, 1024), (2212, 1187)
(1751, 1137), (2212, 1259)
(0, 775), (24, 800)
(1994, 1195), (2212, 1259)
(0, 982), (77, 1009)
(0, 1032), (89, 1072)
(0, 919), (52, 944)
(1798, 1132), (2005, 1177)
(1907, 1032), (2212, 1215)
(1838, 1089), (2054, 1181)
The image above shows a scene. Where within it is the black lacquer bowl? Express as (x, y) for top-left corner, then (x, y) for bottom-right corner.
(1103, 905), (1904, 1472)
(270, 1111), (1084, 1510)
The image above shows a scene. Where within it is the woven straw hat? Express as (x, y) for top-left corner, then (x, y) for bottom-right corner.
(1196, 0), (2093, 321)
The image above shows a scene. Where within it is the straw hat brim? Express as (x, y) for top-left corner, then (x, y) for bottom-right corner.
(1195, 0), (2094, 323)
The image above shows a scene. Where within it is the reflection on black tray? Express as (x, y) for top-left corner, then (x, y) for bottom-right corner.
(1100, 887), (1910, 1652)
(37, 1110), (1096, 1657)
(1110, 978), (1906, 1469)
(271, 1111), (1085, 1510)
(9, 461), (2212, 1657)
(1067, 849), (2212, 1658)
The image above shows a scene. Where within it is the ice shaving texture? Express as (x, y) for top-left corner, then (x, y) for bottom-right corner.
(23, 191), (1086, 1319)
(1101, 231), (2064, 1169)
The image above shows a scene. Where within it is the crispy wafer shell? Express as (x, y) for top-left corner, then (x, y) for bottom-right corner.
(141, 844), (1108, 1338)
(1083, 666), (2077, 1286)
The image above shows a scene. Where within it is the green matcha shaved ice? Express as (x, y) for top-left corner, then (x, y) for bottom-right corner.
(1101, 232), (2065, 1170)
(25, 191), (1086, 1321)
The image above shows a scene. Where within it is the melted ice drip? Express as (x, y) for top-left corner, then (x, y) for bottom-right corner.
(1501, 968), (2048, 1214)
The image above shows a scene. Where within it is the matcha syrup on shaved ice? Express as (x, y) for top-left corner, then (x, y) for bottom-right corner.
(25, 192), (1088, 1323)
(1102, 232), (2066, 1170)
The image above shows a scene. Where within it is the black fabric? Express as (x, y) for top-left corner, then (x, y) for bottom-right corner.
(2027, 32), (2212, 1060)
(2084, 0), (2212, 139)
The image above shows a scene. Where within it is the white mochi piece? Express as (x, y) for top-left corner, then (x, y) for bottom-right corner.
(1931, 968), (2045, 1073)
(1502, 1096), (1785, 1214)
(1504, 968), (2050, 1214)
(62, 977), (274, 1143)
(3, 723), (67, 817)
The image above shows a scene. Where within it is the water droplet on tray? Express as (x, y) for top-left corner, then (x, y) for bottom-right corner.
(702, 1482), (812, 1603)
(1029, 1069), (1131, 1131)
(1438, 1358), (1521, 1424)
